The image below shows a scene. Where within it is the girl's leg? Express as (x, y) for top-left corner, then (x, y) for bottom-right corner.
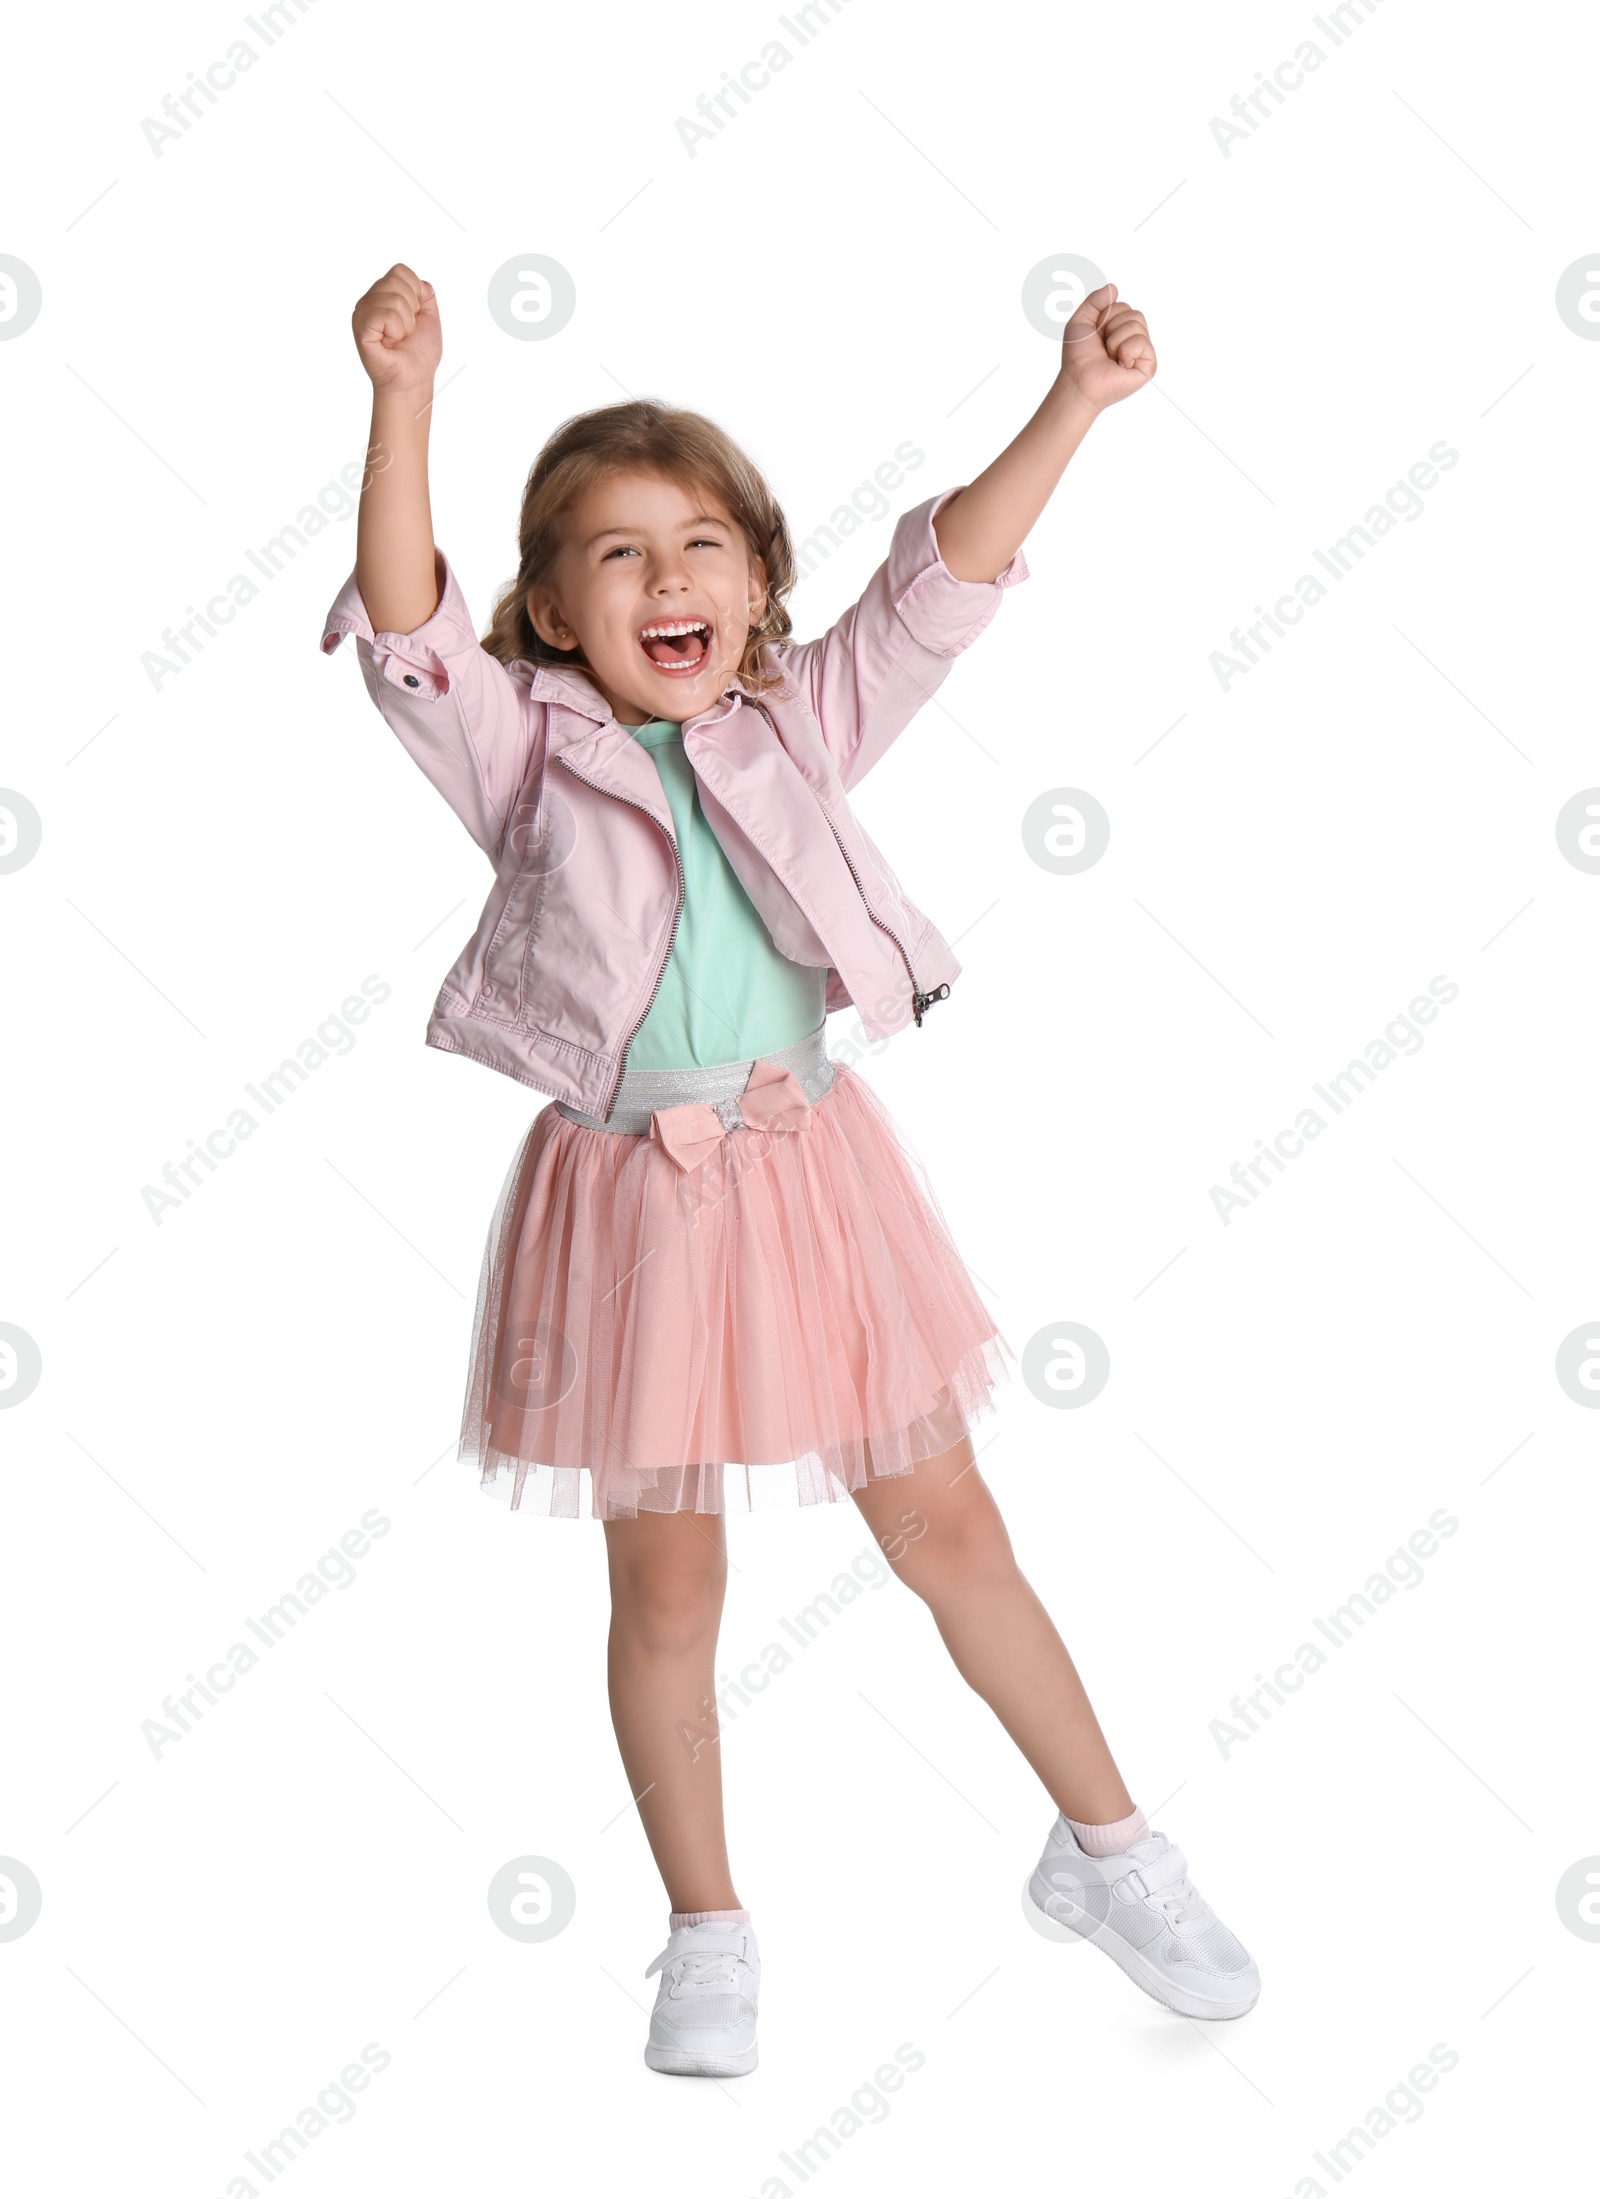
(602, 1509), (742, 1913)
(851, 1436), (1135, 1824)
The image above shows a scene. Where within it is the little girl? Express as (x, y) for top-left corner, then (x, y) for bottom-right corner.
(321, 263), (1259, 2073)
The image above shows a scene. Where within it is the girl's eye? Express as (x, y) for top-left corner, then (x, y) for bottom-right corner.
(601, 536), (723, 560)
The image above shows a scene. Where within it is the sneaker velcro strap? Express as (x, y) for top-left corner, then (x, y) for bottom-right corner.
(1128, 1846), (1190, 1898)
(645, 1932), (749, 1979)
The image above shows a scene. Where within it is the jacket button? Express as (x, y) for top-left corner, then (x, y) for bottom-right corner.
(402, 673), (420, 688)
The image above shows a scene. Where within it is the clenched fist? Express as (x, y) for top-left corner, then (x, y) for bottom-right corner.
(1058, 283), (1156, 412)
(351, 263), (441, 395)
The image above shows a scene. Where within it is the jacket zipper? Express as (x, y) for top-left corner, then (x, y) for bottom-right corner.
(817, 810), (949, 1026)
(743, 697), (948, 1029)
(557, 752), (685, 1122)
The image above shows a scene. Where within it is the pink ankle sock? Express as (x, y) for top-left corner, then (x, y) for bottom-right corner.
(669, 1906), (750, 1929)
(1064, 1806), (1148, 1857)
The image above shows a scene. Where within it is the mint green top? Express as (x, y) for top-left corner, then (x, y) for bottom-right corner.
(621, 719), (827, 1072)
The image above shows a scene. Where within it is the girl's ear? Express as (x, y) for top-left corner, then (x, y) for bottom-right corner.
(527, 586), (576, 651)
(746, 554), (769, 633)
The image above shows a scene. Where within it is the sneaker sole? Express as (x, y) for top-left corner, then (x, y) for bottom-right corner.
(1025, 1868), (1260, 2021)
(644, 2040), (758, 2077)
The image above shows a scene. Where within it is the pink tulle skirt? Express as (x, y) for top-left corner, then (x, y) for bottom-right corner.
(458, 1059), (1014, 1519)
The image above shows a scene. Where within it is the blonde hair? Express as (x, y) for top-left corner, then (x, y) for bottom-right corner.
(482, 399), (798, 697)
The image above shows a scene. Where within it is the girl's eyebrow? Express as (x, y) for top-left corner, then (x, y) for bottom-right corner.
(584, 513), (729, 548)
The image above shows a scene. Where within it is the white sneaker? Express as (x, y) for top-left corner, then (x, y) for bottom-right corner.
(643, 1920), (760, 2076)
(1026, 1813), (1260, 2019)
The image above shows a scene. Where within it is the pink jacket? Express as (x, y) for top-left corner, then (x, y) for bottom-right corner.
(319, 486), (1029, 1121)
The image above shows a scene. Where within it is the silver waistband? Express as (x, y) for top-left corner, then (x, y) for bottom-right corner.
(554, 1024), (835, 1136)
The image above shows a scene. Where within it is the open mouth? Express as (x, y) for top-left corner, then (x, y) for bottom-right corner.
(638, 618), (712, 675)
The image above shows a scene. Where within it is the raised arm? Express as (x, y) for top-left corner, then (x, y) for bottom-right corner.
(323, 267), (544, 860)
(931, 282), (1157, 583)
(352, 263), (443, 631)
(778, 283), (1156, 791)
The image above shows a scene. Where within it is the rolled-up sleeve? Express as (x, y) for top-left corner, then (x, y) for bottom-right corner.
(320, 549), (543, 859)
(782, 487), (1028, 791)
(883, 485), (1029, 654)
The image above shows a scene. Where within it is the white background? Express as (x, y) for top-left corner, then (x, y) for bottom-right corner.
(3, 0), (1596, 2191)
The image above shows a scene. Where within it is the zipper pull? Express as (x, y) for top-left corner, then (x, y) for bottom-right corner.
(911, 983), (950, 1027)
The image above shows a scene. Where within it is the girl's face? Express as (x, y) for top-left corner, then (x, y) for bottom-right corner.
(528, 470), (768, 727)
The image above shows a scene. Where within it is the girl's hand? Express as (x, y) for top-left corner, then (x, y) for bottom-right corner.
(352, 264), (441, 395)
(1057, 282), (1156, 413)
(930, 280), (1156, 580)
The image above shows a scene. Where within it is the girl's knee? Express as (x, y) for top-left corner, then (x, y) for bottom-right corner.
(609, 1559), (725, 1652)
(877, 1498), (1017, 1604)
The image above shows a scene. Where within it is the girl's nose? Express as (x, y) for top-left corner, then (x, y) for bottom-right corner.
(646, 551), (694, 592)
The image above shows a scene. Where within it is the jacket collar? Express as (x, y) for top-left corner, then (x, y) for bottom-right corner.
(519, 657), (755, 754)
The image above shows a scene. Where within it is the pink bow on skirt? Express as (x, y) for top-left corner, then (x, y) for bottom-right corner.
(649, 1058), (815, 1174)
